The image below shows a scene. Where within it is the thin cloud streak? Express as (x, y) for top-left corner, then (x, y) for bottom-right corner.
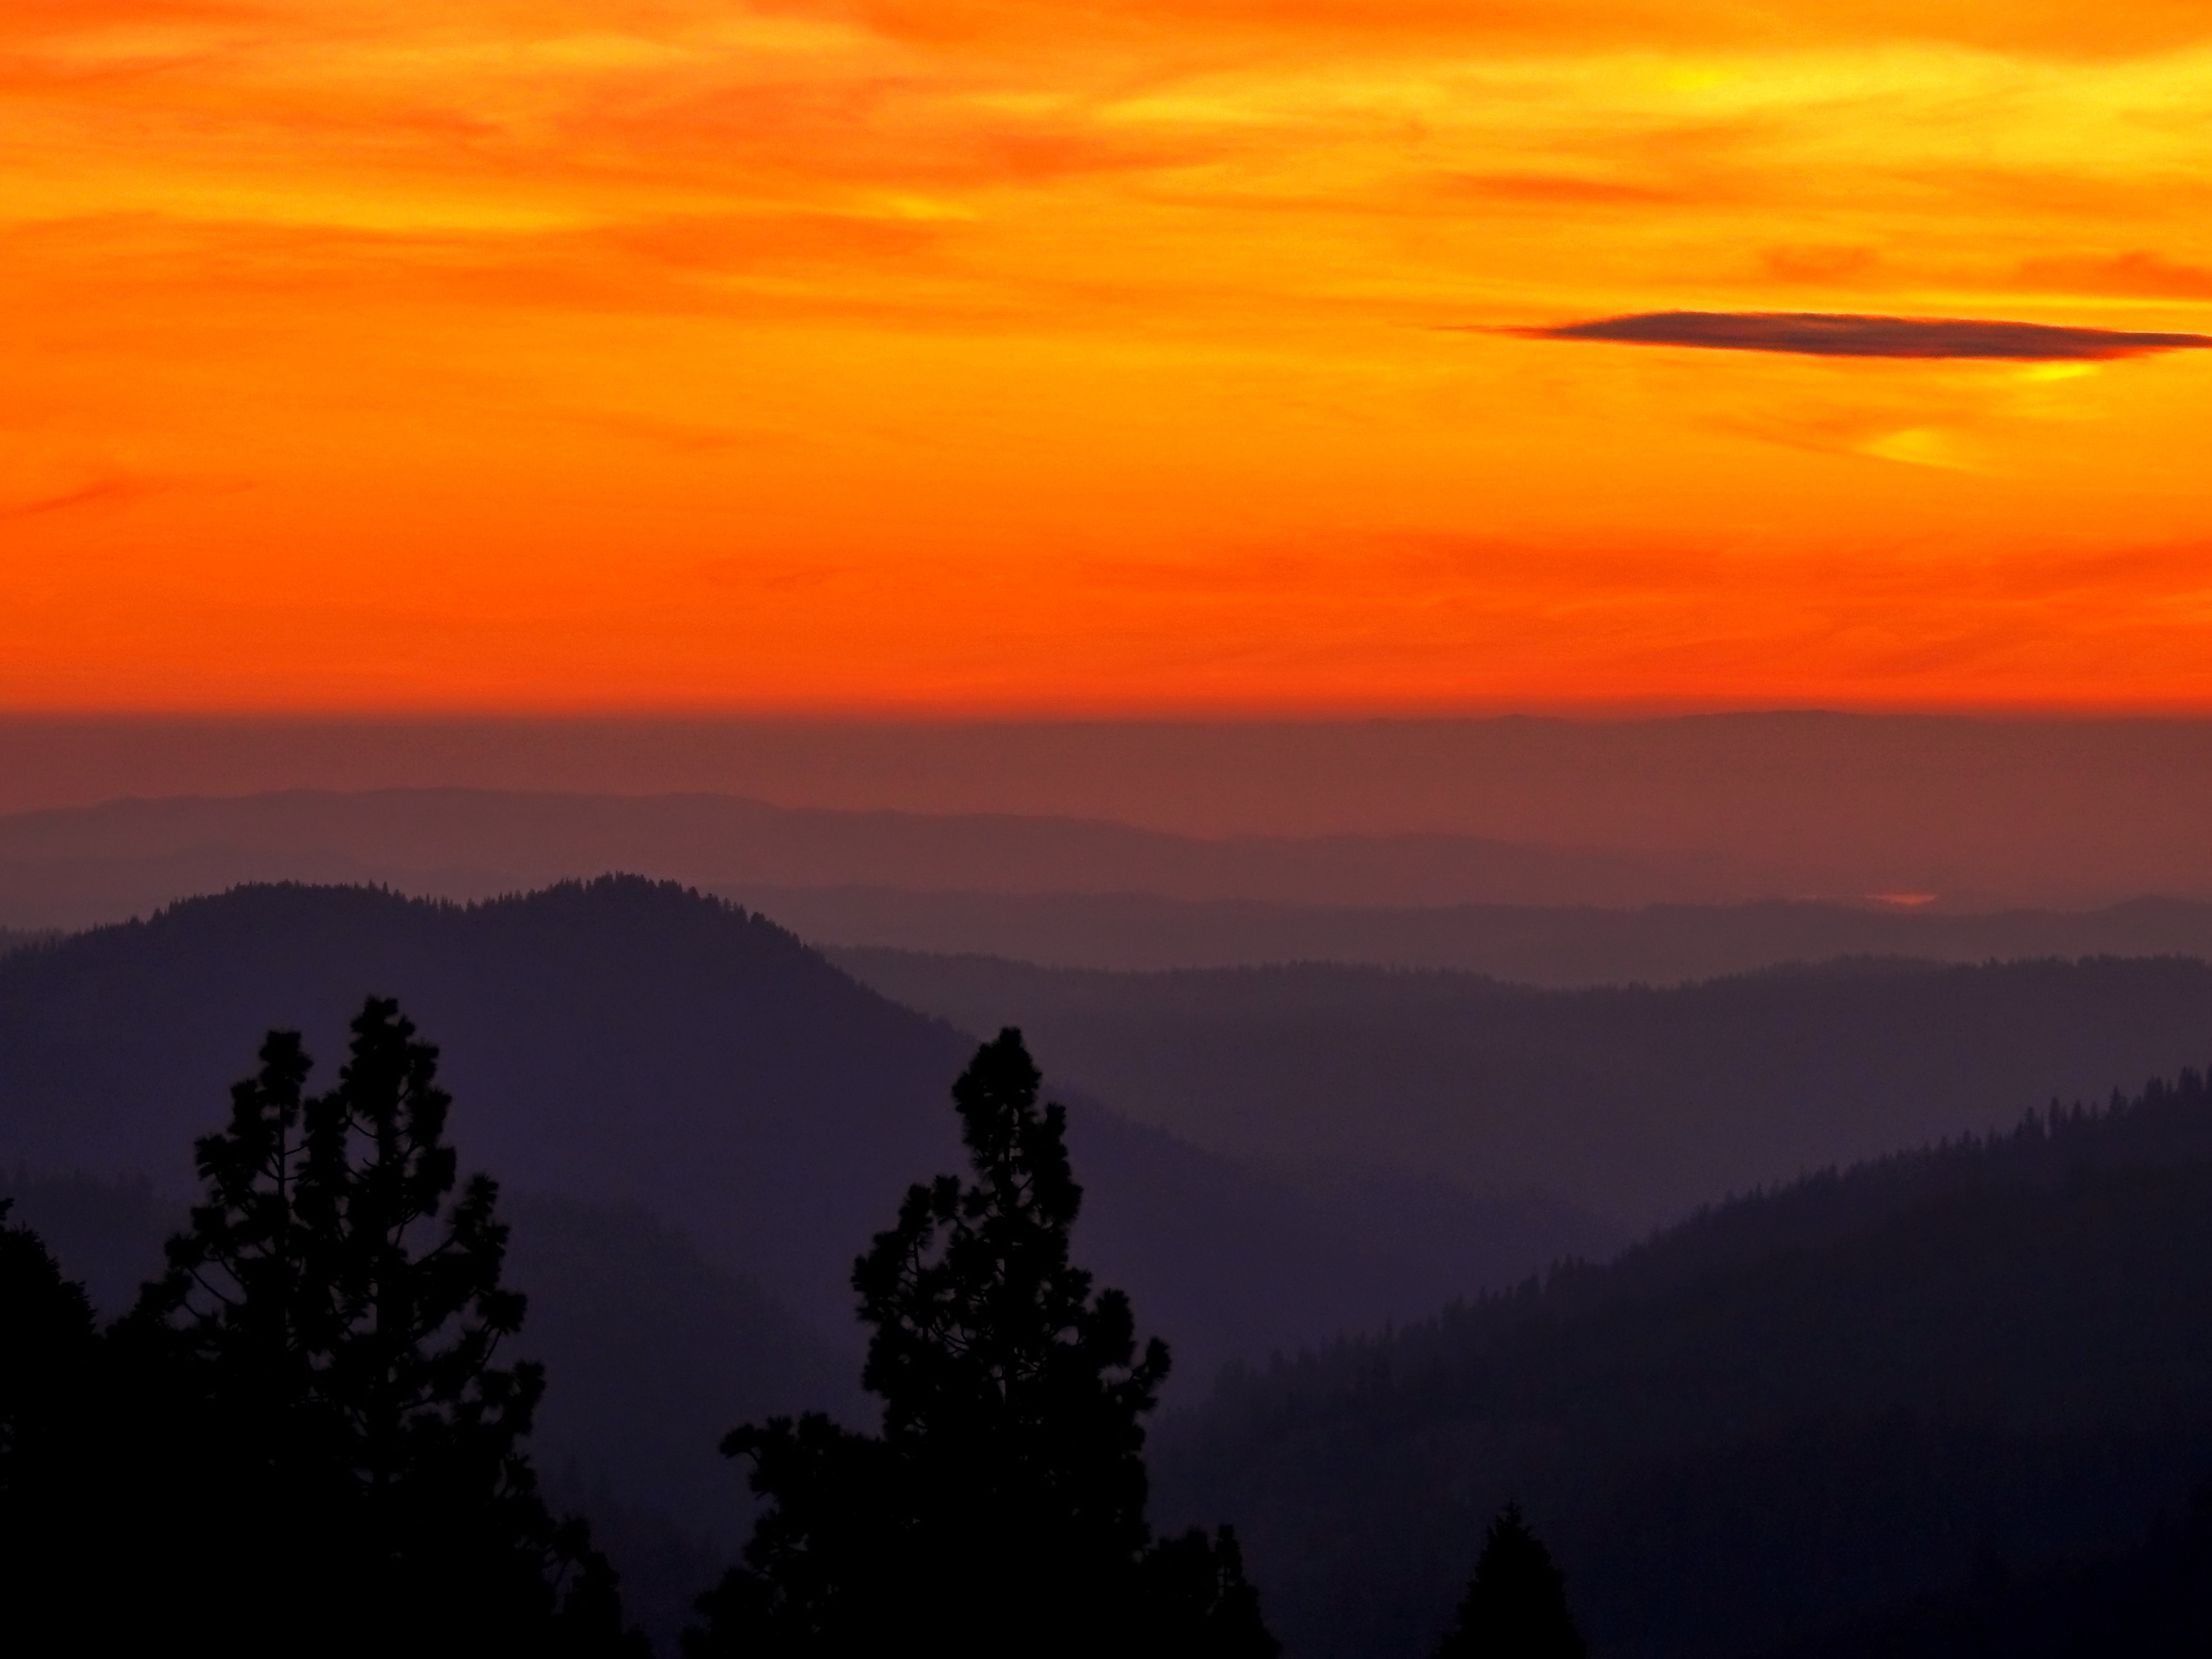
(1515, 311), (2212, 361)
(0, 476), (165, 522)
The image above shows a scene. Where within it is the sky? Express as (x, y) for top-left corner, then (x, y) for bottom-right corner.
(7, 0), (2212, 713)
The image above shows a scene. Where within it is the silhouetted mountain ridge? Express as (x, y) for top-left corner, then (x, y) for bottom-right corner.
(0, 786), (1805, 931)
(0, 878), (1602, 1385)
(781, 889), (2212, 983)
(837, 949), (2212, 1225)
(0, 927), (56, 960)
(1153, 1066), (2212, 1659)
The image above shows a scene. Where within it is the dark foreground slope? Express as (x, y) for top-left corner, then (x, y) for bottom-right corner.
(840, 950), (2212, 1225)
(1152, 1070), (2212, 1659)
(1758, 1491), (2212, 1659)
(0, 879), (1597, 1382)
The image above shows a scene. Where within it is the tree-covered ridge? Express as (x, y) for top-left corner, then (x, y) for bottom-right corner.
(1198, 1064), (2212, 1407)
(0, 928), (60, 962)
(0, 876), (1593, 1385)
(838, 948), (2212, 1228)
(1156, 1066), (2212, 1659)
(12, 880), (2212, 1657)
(1279, 1063), (2206, 1359)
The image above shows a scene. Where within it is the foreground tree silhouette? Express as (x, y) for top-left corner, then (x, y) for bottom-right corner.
(1436, 1503), (1587, 1659)
(0, 1199), (105, 1627)
(0, 1199), (95, 1490)
(689, 1028), (1277, 1659)
(129, 998), (637, 1658)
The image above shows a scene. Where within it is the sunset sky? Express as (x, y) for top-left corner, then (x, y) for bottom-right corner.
(8, 0), (2212, 712)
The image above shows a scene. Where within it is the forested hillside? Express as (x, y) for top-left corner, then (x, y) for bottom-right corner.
(1757, 1490), (2212, 1659)
(17, 878), (2212, 1655)
(1152, 1069), (2212, 1659)
(0, 927), (55, 960)
(0, 879), (1599, 1384)
(839, 950), (2212, 1224)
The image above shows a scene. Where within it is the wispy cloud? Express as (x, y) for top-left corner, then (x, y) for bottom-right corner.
(2016, 252), (2212, 301)
(1435, 172), (1678, 206)
(0, 475), (167, 522)
(1514, 311), (2212, 361)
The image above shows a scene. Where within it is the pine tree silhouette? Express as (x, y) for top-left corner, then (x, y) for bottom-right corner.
(130, 998), (640, 1658)
(689, 1028), (1277, 1659)
(0, 1199), (104, 1638)
(1436, 1503), (1587, 1659)
(0, 1198), (96, 1491)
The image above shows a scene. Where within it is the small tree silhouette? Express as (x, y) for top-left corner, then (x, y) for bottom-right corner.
(132, 998), (638, 1657)
(690, 1028), (1276, 1658)
(1437, 1503), (1587, 1659)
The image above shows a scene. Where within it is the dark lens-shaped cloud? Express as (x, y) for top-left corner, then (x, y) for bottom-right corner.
(1515, 310), (2212, 360)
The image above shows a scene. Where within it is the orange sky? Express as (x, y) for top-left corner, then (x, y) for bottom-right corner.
(6, 0), (2212, 712)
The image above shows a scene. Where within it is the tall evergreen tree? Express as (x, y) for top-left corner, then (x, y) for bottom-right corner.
(0, 1200), (96, 1495)
(1436, 1503), (1586, 1659)
(131, 998), (637, 1657)
(689, 1028), (1276, 1659)
(0, 1202), (192, 1655)
(0, 1200), (102, 1630)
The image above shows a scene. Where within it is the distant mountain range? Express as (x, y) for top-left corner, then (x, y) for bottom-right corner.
(12, 789), (2212, 987)
(0, 788), (1770, 929)
(774, 888), (2212, 984)
(9, 714), (2212, 905)
(837, 950), (2212, 1227)
(10, 876), (2212, 1655)
(0, 880), (1601, 1383)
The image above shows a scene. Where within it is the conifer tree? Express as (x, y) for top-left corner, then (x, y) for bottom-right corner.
(0, 1199), (96, 1494)
(0, 1202), (195, 1654)
(132, 998), (637, 1657)
(0, 1200), (102, 1621)
(690, 1028), (1276, 1659)
(1436, 1503), (1586, 1659)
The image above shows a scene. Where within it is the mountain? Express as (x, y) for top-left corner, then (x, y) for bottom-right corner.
(764, 888), (2212, 984)
(11, 714), (2212, 907)
(834, 950), (2212, 1227)
(0, 787), (1785, 932)
(0, 878), (1599, 1384)
(15, 878), (2212, 1654)
(1150, 1069), (2212, 1659)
